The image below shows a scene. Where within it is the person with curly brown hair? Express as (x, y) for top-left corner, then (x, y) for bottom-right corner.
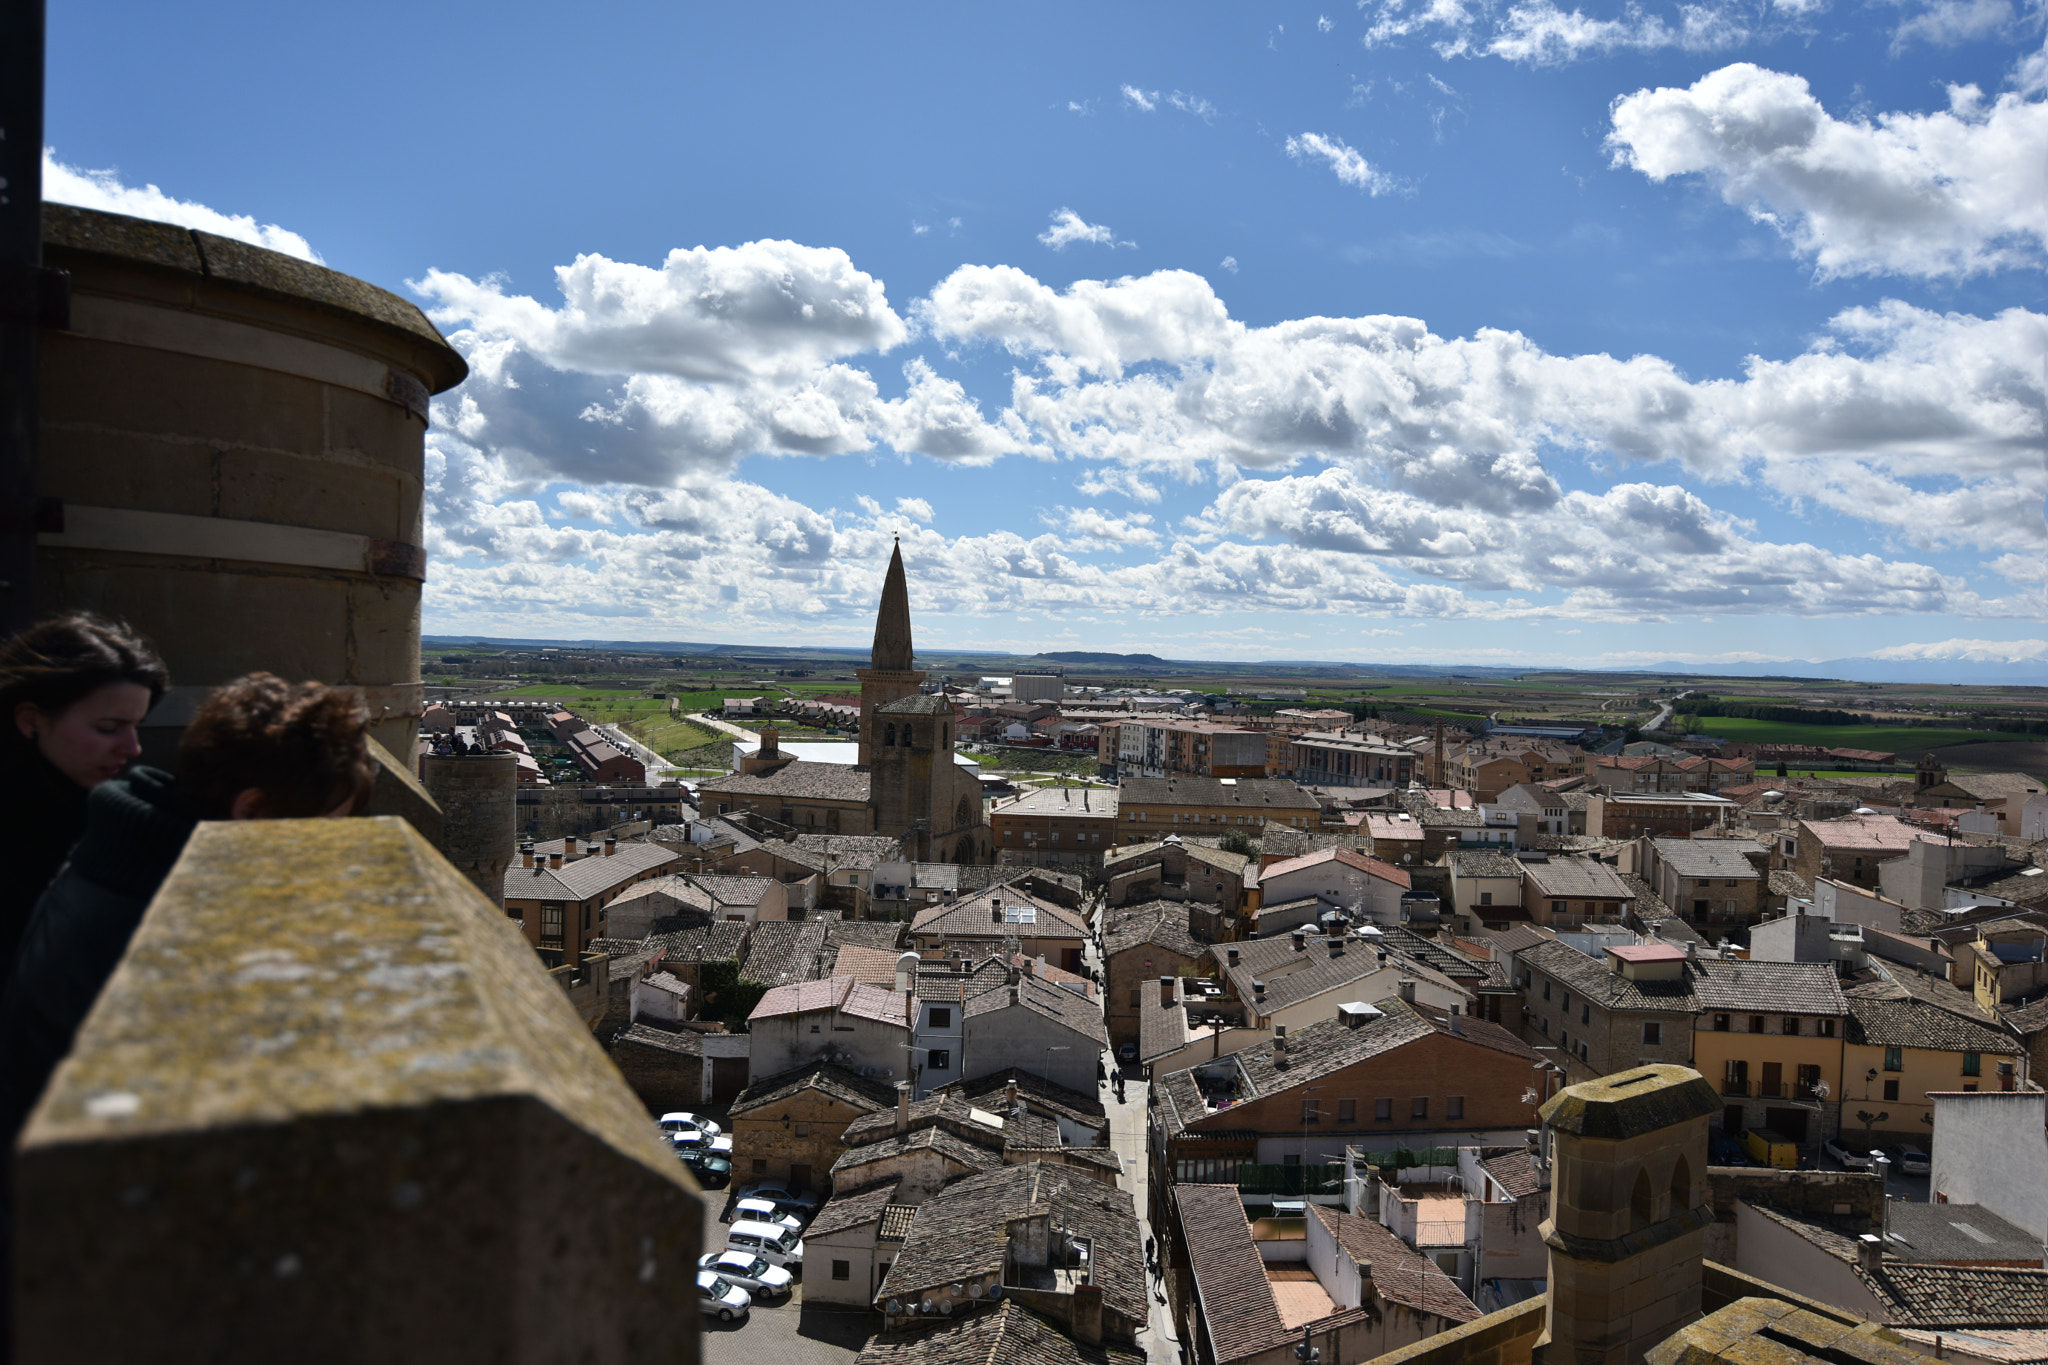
(0, 673), (375, 1146)
(0, 614), (169, 982)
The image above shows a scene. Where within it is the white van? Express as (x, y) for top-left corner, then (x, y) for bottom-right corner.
(726, 1219), (804, 1269)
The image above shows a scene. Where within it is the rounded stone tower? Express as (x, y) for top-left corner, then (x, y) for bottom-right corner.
(32, 204), (468, 763)
(420, 752), (517, 906)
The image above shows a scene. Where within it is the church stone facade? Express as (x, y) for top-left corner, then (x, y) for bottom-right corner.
(701, 544), (990, 864)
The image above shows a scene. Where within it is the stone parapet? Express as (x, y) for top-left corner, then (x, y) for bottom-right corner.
(15, 816), (700, 1363)
(1360, 1297), (1548, 1365)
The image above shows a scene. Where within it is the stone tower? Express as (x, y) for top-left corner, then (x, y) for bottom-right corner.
(855, 542), (991, 864)
(857, 540), (926, 765)
(1537, 1063), (1722, 1365)
(419, 750), (517, 906)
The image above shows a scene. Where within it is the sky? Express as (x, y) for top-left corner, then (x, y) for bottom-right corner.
(42, 1), (2048, 674)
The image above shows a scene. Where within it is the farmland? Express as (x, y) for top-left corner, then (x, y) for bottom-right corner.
(1691, 716), (2005, 752)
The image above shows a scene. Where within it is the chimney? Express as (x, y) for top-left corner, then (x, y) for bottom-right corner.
(604, 836), (617, 857)
(992, 897), (1004, 924)
(548, 851), (564, 870)
(1005, 1078), (1018, 1112)
(895, 951), (918, 994)
(1226, 946), (1240, 968)
(1328, 937), (1344, 959)
(564, 835), (578, 858)
(1008, 985), (1019, 1008)
(520, 843), (534, 868)
(1292, 929), (1307, 953)
(1072, 1284), (1104, 1348)
(895, 1081), (911, 1134)
(1159, 975), (1176, 1007)
(1397, 978), (1416, 1003)
(1858, 1234), (1884, 1274)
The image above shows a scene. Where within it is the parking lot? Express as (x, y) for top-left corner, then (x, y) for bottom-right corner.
(692, 1172), (881, 1365)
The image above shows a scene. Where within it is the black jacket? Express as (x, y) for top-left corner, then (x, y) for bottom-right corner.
(0, 743), (91, 983)
(0, 766), (197, 1144)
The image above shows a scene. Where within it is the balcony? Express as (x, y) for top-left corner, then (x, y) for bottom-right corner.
(15, 816), (701, 1360)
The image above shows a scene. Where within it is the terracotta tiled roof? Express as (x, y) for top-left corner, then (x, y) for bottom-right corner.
(911, 887), (1088, 941)
(1310, 1204), (1481, 1323)
(1260, 847), (1413, 889)
(740, 919), (832, 986)
(1479, 1148), (1543, 1199)
(933, 1067), (1107, 1129)
(1102, 900), (1206, 961)
(807, 1177), (903, 1240)
(853, 1299), (1144, 1365)
(834, 944), (910, 986)
(1176, 1185), (1288, 1362)
(728, 1061), (899, 1118)
(831, 1124), (1007, 1180)
(1844, 980), (2019, 1054)
(748, 975), (915, 1027)
(701, 760), (873, 803)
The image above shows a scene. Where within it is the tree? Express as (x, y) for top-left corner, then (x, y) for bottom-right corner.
(1218, 828), (1258, 857)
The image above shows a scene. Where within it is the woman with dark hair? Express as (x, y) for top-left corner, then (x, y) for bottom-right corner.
(0, 673), (374, 1145)
(0, 614), (168, 977)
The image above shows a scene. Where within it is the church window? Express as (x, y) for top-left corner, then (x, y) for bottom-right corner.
(885, 724), (896, 746)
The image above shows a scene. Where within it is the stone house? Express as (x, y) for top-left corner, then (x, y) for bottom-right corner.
(908, 887), (1089, 974)
(1447, 850), (1525, 929)
(1256, 848), (1412, 928)
(1100, 839), (1254, 943)
(961, 972), (1108, 1095)
(1516, 941), (1701, 1086)
(1150, 1000), (1545, 1176)
(1776, 814), (1923, 892)
(726, 1062), (898, 1192)
(988, 784), (1120, 870)
(706, 843), (824, 913)
(746, 976), (917, 1082)
(501, 838), (686, 963)
(1517, 854), (1637, 930)
(802, 1177), (912, 1309)
(1103, 900), (1211, 1049)
(1631, 837), (1766, 929)
(609, 1021), (753, 1110)
(792, 833), (903, 915)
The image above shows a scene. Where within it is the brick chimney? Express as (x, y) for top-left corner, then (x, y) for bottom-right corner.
(603, 836), (617, 857)
(1072, 1284), (1103, 1347)
(564, 835), (578, 859)
(520, 843), (534, 868)
(548, 851), (564, 870)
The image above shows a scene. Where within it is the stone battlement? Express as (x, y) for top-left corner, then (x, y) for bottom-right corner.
(15, 815), (700, 1363)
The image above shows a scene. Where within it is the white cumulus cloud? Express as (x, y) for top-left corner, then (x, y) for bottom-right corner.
(1285, 132), (1400, 194)
(42, 150), (322, 262)
(1037, 208), (1135, 251)
(1608, 62), (2048, 278)
(1122, 85), (1159, 111)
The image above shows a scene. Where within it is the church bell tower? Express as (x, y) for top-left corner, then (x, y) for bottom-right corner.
(857, 539), (926, 765)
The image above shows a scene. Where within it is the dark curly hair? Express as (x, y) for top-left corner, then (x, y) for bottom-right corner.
(0, 613), (169, 747)
(178, 674), (376, 820)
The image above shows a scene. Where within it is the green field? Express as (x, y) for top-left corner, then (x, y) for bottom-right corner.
(621, 712), (728, 762)
(481, 684), (649, 699)
(1694, 716), (1999, 751)
(1776, 769), (1901, 781)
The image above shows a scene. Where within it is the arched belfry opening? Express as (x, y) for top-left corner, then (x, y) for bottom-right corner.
(1630, 1167), (1654, 1229)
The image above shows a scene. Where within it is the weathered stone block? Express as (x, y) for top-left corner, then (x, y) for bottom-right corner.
(15, 817), (698, 1364)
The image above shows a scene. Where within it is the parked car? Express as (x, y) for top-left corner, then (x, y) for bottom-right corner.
(1895, 1146), (1930, 1176)
(671, 1130), (734, 1158)
(736, 1181), (821, 1217)
(1117, 1043), (1138, 1066)
(1823, 1136), (1882, 1171)
(726, 1219), (805, 1269)
(1741, 1128), (1800, 1170)
(732, 1197), (805, 1233)
(699, 1251), (794, 1298)
(680, 1149), (732, 1189)
(697, 1270), (751, 1322)
(660, 1111), (723, 1138)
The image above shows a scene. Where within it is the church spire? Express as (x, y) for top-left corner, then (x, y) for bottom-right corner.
(870, 539), (915, 672)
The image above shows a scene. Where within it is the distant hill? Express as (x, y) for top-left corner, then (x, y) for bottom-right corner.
(1037, 651), (1169, 666)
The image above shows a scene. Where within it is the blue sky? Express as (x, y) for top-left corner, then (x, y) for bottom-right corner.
(44, 1), (2048, 672)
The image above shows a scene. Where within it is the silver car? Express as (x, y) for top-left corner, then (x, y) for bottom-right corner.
(697, 1270), (751, 1322)
(699, 1251), (794, 1298)
(732, 1197), (804, 1233)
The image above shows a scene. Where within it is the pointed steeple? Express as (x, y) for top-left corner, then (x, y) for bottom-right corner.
(870, 538), (915, 672)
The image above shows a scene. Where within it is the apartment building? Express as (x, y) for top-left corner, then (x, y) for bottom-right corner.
(1631, 837), (1767, 928)
(1585, 791), (1737, 839)
(1115, 776), (1323, 844)
(988, 784), (1119, 869)
(1117, 719), (1270, 780)
(1288, 731), (1416, 788)
(1775, 814), (1924, 891)
(1444, 742), (1581, 802)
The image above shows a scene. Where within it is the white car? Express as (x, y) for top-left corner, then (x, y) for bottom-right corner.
(699, 1250), (794, 1298)
(726, 1219), (805, 1269)
(1823, 1137), (1882, 1171)
(732, 1197), (805, 1233)
(659, 1111), (723, 1138)
(697, 1270), (751, 1322)
(1896, 1146), (1931, 1176)
(671, 1130), (734, 1158)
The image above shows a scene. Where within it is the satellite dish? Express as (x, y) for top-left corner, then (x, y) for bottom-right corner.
(887, 1300), (902, 1314)
(939, 1300), (954, 1316)
(988, 1285), (1003, 1300)
(969, 1283), (984, 1298)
